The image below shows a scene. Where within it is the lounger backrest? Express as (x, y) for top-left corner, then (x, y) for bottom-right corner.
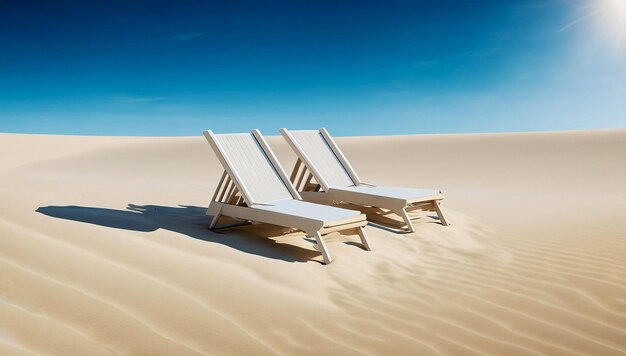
(204, 130), (296, 205)
(281, 129), (358, 189)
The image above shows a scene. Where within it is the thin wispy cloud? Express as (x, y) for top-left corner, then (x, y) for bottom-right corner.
(112, 96), (170, 104)
(558, 8), (600, 33)
(514, 0), (565, 11)
(412, 60), (439, 69)
(462, 47), (504, 60)
(379, 90), (414, 97)
(488, 31), (511, 40)
(173, 32), (205, 41)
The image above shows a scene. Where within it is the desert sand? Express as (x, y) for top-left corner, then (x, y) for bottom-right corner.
(1, 129), (625, 355)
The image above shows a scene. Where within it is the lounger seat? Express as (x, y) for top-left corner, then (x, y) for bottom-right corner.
(280, 128), (449, 232)
(328, 186), (444, 207)
(254, 199), (366, 226)
(203, 129), (372, 264)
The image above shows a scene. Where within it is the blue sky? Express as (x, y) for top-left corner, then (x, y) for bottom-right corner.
(0, 0), (625, 136)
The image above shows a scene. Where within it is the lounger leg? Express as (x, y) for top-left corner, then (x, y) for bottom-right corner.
(357, 227), (372, 251)
(209, 213), (221, 230)
(208, 205), (222, 230)
(399, 208), (415, 233)
(432, 201), (449, 226)
(313, 231), (333, 264)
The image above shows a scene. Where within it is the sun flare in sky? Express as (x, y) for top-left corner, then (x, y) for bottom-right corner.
(596, 0), (626, 48)
(565, 0), (626, 56)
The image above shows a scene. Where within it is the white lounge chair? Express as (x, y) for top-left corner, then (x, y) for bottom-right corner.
(203, 129), (371, 264)
(280, 128), (449, 232)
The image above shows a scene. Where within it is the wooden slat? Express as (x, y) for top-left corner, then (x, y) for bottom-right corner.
(211, 171), (227, 201)
(289, 158), (302, 183)
(321, 220), (368, 234)
(218, 178), (232, 202)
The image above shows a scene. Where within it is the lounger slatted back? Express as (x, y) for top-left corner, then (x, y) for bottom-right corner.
(285, 130), (357, 189)
(206, 132), (295, 204)
(203, 129), (372, 264)
(280, 128), (449, 232)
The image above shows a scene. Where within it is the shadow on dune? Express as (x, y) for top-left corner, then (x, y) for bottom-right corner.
(36, 204), (321, 263)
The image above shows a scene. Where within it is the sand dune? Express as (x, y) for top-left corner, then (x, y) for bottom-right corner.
(1, 129), (625, 355)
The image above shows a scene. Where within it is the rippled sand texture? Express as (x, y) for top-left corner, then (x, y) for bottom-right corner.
(1, 129), (625, 355)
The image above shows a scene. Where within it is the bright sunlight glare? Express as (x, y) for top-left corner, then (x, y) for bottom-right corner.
(562, 0), (626, 56)
(597, 0), (626, 44)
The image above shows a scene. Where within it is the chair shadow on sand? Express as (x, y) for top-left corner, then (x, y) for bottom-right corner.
(35, 204), (324, 263)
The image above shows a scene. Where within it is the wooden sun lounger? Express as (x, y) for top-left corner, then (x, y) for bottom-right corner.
(203, 129), (371, 264)
(279, 128), (449, 232)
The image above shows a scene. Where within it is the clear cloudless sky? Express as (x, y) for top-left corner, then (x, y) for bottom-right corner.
(0, 0), (625, 136)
